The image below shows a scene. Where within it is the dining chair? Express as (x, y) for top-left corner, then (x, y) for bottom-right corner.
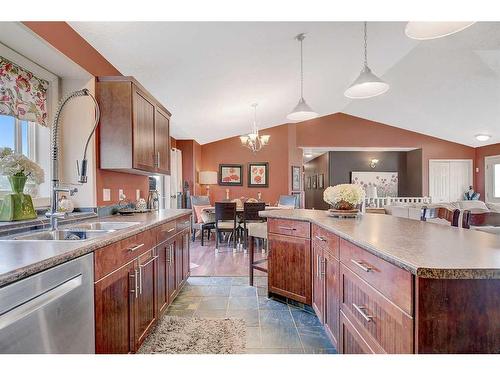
(190, 195), (214, 244)
(420, 206), (460, 227)
(462, 210), (500, 231)
(214, 202), (238, 253)
(242, 202), (266, 252)
(278, 194), (298, 208)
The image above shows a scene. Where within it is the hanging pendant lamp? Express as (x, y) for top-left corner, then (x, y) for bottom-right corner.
(405, 22), (475, 40)
(344, 22), (389, 99)
(240, 103), (270, 153)
(287, 33), (318, 122)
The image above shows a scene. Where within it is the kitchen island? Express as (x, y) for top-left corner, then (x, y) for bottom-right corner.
(260, 209), (500, 354)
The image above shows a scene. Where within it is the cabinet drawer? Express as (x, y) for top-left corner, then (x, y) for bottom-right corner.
(157, 220), (177, 243)
(340, 238), (412, 315)
(95, 231), (153, 281)
(340, 264), (413, 354)
(312, 224), (340, 259)
(339, 311), (375, 354)
(268, 218), (310, 238)
(176, 216), (191, 232)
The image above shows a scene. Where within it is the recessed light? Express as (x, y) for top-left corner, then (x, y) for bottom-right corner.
(475, 134), (491, 142)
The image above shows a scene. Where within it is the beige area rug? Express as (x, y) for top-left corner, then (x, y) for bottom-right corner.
(138, 315), (246, 354)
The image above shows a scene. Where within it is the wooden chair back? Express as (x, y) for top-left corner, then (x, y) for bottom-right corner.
(462, 210), (500, 229)
(243, 202), (266, 222)
(421, 206), (460, 227)
(215, 202), (237, 223)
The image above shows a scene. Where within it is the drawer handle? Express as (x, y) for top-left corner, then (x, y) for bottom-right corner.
(278, 226), (296, 231)
(167, 228), (175, 233)
(351, 259), (372, 273)
(353, 303), (373, 322)
(128, 243), (145, 252)
(183, 221), (190, 225)
(315, 235), (327, 242)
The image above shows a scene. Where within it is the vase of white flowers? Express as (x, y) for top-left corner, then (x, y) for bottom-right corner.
(0, 147), (45, 221)
(323, 184), (365, 217)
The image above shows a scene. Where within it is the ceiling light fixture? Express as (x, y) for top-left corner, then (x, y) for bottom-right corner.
(240, 103), (270, 153)
(304, 153), (313, 158)
(369, 159), (379, 168)
(475, 134), (491, 142)
(405, 22), (475, 40)
(287, 33), (318, 122)
(344, 22), (389, 99)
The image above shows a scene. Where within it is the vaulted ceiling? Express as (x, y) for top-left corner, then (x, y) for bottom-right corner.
(69, 22), (500, 147)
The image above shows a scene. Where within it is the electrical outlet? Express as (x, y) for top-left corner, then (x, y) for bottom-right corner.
(103, 189), (111, 202)
(118, 189), (125, 200)
(136, 189), (141, 200)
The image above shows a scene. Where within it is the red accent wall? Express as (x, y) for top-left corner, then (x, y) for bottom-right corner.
(176, 139), (202, 196)
(295, 113), (476, 196)
(475, 143), (500, 199)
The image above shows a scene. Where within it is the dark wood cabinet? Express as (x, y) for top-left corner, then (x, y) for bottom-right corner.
(323, 249), (339, 348)
(268, 232), (311, 304)
(339, 311), (374, 354)
(94, 214), (191, 354)
(97, 76), (171, 176)
(94, 260), (136, 354)
(135, 249), (158, 347)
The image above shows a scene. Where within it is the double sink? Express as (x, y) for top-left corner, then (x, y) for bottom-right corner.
(10, 221), (141, 242)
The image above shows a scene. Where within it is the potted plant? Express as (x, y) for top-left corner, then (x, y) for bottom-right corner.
(0, 147), (45, 221)
(323, 183), (365, 217)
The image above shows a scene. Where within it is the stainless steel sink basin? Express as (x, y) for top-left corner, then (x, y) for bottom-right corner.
(67, 221), (141, 231)
(12, 229), (113, 241)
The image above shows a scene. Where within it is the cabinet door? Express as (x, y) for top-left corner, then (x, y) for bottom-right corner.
(95, 260), (136, 354)
(175, 234), (184, 289)
(312, 244), (324, 322)
(154, 108), (171, 175)
(133, 88), (156, 172)
(167, 239), (177, 302)
(182, 230), (190, 281)
(339, 311), (374, 354)
(324, 250), (339, 348)
(157, 242), (169, 314)
(135, 250), (158, 347)
(268, 233), (311, 304)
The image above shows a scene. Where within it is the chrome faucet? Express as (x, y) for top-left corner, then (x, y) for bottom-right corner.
(46, 89), (100, 230)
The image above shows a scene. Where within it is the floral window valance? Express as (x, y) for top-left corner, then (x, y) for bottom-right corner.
(0, 56), (49, 127)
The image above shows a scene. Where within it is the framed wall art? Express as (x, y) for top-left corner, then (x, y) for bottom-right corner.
(218, 164), (243, 186)
(248, 162), (269, 188)
(291, 166), (301, 191)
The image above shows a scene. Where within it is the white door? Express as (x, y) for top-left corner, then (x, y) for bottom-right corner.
(485, 155), (500, 203)
(429, 161), (450, 203)
(429, 160), (473, 202)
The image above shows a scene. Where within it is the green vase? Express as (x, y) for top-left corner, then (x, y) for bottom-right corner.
(0, 175), (37, 221)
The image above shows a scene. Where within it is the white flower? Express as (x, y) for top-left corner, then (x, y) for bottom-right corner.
(323, 184), (365, 206)
(0, 147), (45, 185)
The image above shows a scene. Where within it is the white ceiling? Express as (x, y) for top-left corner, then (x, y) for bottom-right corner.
(69, 22), (500, 147)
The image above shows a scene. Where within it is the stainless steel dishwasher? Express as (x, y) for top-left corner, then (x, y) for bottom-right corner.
(0, 253), (95, 353)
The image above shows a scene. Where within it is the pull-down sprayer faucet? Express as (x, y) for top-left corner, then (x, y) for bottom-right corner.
(46, 88), (100, 230)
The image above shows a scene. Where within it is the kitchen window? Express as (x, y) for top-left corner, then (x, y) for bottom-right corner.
(0, 114), (37, 194)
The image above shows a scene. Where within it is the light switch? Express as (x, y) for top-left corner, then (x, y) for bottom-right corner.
(103, 189), (111, 202)
(136, 189), (141, 200)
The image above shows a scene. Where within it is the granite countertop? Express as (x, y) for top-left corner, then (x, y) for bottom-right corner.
(0, 209), (191, 288)
(260, 209), (500, 279)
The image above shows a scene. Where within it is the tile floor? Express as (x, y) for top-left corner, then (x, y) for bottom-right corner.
(166, 276), (337, 354)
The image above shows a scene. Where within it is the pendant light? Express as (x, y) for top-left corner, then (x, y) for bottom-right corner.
(344, 22), (389, 99)
(240, 103), (270, 153)
(405, 22), (475, 40)
(287, 33), (318, 122)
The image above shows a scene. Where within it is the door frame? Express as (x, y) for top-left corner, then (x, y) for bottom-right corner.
(428, 159), (473, 202)
(485, 155), (500, 203)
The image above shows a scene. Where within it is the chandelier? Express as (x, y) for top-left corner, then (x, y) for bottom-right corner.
(240, 103), (270, 153)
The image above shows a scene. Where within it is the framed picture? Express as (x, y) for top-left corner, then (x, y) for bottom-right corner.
(291, 166), (301, 191)
(318, 174), (324, 189)
(351, 171), (398, 197)
(248, 162), (269, 188)
(312, 175), (317, 189)
(219, 164), (243, 186)
(306, 176), (311, 189)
